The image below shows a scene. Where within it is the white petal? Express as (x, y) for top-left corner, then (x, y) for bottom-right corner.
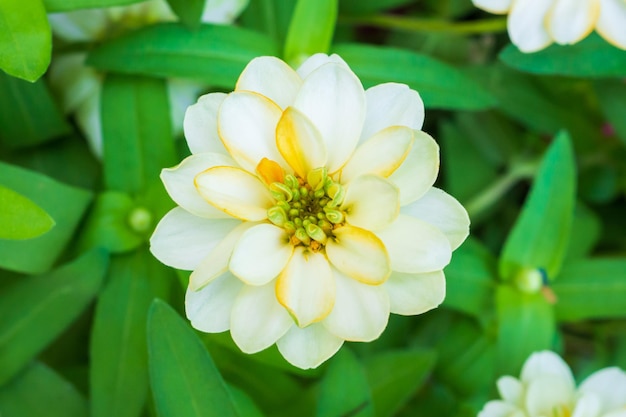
(478, 401), (524, 417)
(326, 225), (391, 285)
(275, 106), (328, 178)
(293, 63), (366, 173)
(525, 375), (575, 416)
(340, 126), (414, 184)
(384, 270), (445, 315)
(201, 0), (249, 23)
(189, 222), (256, 291)
(195, 166), (274, 221)
(508, 0), (554, 53)
(149, 207), (240, 270)
(48, 53), (99, 114)
(342, 175), (399, 231)
(296, 53), (349, 79)
(578, 367), (626, 410)
(596, 0), (626, 49)
(401, 187), (470, 250)
(520, 351), (575, 386)
(230, 281), (294, 353)
(571, 393), (601, 417)
(360, 83), (424, 142)
(49, 9), (109, 42)
(275, 247), (335, 327)
(277, 323), (343, 369)
(236, 56), (302, 109)
(76, 90), (104, 158)
(376, 215), (451, 274)
(602, 411), (626, 417)
(323, 268), (389, 342)
(230, 224), (294, 286)
(472, 0), (513, 14)
(161, 153), (236, 219)
(547, 0), (599, 45)
(185, 272), (243, 333)
(183, 93), (230, 155)
(497, 376), (524, 406)
(217, 91), (287, 173)
(388, 130), (439, 206)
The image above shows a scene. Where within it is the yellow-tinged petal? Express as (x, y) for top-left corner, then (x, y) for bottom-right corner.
(195, 166), (274, 221)
(276, 107), (328, 178)
(596, 0), (626, 50)
(183, 92), (229, 155)
(276, 323), (343, 370)
(384, 270), (445, 315)
(275, 246), (335, 327)
(547, 0), (599, 45)
(471, 0), (513, 14)
(325, 225), (391, 285)
(235, 56), (302, 109)
(508, 0), (553, 53)
(342, 175), (399, 231)
(256, 158), (285, 186)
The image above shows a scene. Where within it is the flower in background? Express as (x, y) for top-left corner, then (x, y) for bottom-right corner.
(479, 350), (626, 417)
(149, 53), (470, 369)
(47, 0), (249, 156)
(472, 0), (626, 53)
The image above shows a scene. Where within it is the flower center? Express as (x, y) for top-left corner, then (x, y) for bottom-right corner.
(265, 166), (346, 252)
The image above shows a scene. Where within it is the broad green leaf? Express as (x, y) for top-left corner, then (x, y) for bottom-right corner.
(0, 0), (50, 82)
(499, 132), (576, 281)
(316, 348), (374, 417)
(554, 258), (626, 322)
(147, 300), (238, 417)
(333, 43), (495, 110)
(443, 238), (496, 318)
(284, 0), (337, 66)
(44, 0), (143, 11)
(500, 34), (626, 78)
(91, 251), (170, 417)
(0, 250), (108, 385)
(102, 74), (176, 194)
(364, 349), (436, 417)
(166, 0), (204, 29)
(564, 203), (601, 260)
(339, 0), (414, 14)
(0, 162), (92, 274)
(0, 362), (87, 417)
(228, 385), (265, 417)
(0, 72), (71, 148)
(88, 23), (279, 88)
(239, 0), (295, 44)
(0, 184), (55, 240)
(496, 285), (556, 375)
(594, 80), (626, 147)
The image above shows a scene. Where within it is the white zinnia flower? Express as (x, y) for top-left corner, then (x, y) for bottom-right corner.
(149, 54), (470, 369)
(47, 0), (249, 156)
(472, 0), (626, 52)
(479, 350), (626, 417)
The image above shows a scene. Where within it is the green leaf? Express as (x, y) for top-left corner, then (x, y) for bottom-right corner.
(316, 348), (374, 417)
(0, 162), (92, 274)
(500, 34), (626, 78)
(0, 0), (50, 82)
(166, 0), (205, 29)
(88, 23), (279, 89)
(0, 250), (108, 385)
(499, 132), (576, 281)
(101, 74), (176, 194)
(43, 0), (143, 11)
(0, 362), (87, 417)
(564, 203), (601, 260)
(594, 79), (626, 148)
(147, 300), (238, 417)
(0, 72), (71, 148)
(0, 184), (55, 240)
(554, 258), (626, 322)
(239, 0), (295, 44)
(284, 0), (337, 66)
(91, 250), (172, 417)
(339, 0), (414, 14)
(496, 285), (556, 375)
(333, 43), (495, 110)
(364, 349), (436, 417)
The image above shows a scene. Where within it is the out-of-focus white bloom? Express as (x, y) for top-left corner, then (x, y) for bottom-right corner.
(149, 53), (470, 369)
(48, 0), (249, 156)
(472, 0), (626, 52)
(479, 350), (626, 417)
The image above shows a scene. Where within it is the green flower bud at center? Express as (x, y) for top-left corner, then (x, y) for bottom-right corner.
(514, 267), (543, 294)
(128, 206), (153, 234)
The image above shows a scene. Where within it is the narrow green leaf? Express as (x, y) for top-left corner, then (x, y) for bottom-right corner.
(364, 349), (436, 417)
(316, 348), (374, 417)
(0, 72), (71, 148)
(0, 184), (55, 240)
(499, 132), (576, 281)
(594, 80), (626, 147)
(339, 0), (414, 14)
(333, 43), (495, 110)
(284, 0), (337, 66)
(166, 0), (204, 29)
(88, 23), (279, 88)
(496, 285), (556, 375)
(239, 0), (295, 44)
(500, 34), (626, 78)
(44, 0), (143, 11)
(147, 300), (238, 417)
(102, 74), (176, 194)
(554, 258), (626, 322)
(0, 0), (50, 81)
(0, 162), (92, 274)
(0, 362), (87, 417)
(564, 203), (601, 260)
(0, 250), (109, 385)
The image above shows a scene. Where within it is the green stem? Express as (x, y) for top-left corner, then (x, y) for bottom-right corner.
(338, 15), (508, 35)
